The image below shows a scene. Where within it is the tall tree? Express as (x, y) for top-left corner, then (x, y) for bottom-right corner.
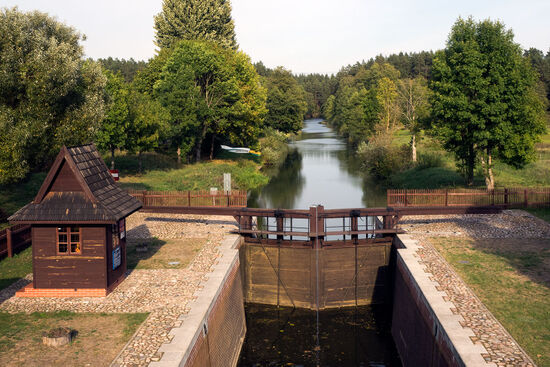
(398, 77), (430, 161)
(264, 67), (308, 134)
(154, 0), (237, 50)
(430, 17), (546, 188)
(125, 89), (170, 172)
(155, 40), (265, 161)
(96, 71), (130, 169)
(0, 7), (106, 184)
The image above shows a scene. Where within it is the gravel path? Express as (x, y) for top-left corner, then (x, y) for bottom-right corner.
(401, 210), (549, 367)
(0, 212), (237, 367)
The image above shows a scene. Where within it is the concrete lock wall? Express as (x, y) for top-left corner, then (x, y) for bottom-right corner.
(391, 234), (493, 367)
(239, 240), (393, 309)
(151, 236), (246, 367)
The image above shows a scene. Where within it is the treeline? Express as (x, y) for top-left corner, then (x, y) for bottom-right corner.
(0, 2), (309, 184)
(321, 19), (548, 189)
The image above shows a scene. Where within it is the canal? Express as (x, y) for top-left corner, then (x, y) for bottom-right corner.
(249, 118), (387, 209)
(239, 119), (401, 367)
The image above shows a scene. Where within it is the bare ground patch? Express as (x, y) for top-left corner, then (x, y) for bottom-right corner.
(126, 237), (206, 269)
(0, 312), (148, 367)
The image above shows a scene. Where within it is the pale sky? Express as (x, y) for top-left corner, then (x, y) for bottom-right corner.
(2, 0), (549, 74)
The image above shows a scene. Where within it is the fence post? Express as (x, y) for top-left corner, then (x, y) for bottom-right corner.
(445, 189), (449, 207)
(227, 192), (230, 207)
(188, 191), (191, 207)
(404, 191), (408, 207)
(143, 191), (148, 207)
(6, 228), (13, 258)
(492, 189), (495, 206)
(504, 188), (509, 207)
(387, 190), (390, 206)
(524, 189), (529, 207)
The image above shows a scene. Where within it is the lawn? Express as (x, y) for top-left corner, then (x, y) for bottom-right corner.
(0, 247), (32, 291)
(0, 311), (148, 366)
(430, 237), (550, 367)
(526, 207), (550, 223)
(390, 127), (550, 189)
(126, 237), (206, 269)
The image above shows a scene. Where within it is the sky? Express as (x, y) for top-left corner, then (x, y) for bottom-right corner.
(2, 0), (549, 74)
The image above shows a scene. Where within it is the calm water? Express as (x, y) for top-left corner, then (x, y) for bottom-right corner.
(249, 118), (387, 209)
(239, 119), (401, 367)
(238, 304), (401, 367)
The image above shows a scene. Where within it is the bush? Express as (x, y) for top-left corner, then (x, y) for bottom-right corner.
(358, 139), (411, 180)
(415, 151), (444, 170)
(259, 128), (289, 167)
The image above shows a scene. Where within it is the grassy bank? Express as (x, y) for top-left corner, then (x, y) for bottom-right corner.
(431, 237), (550, 367)
(0, 247), (32, 290)
(388, 128), (550, 189)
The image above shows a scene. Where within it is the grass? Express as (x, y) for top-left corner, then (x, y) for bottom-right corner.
(126, 237), (206, 269)
(389, 127), (550, 189)
(430, 237), (550, 367)
(0, 247), (32, 291)
(0, 173), (46, 223)
(0, 311), (148, 366)
(526, 207), (550, 223)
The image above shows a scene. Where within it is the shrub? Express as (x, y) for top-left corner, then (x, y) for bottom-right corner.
(415, 151), (444, 170)
(259, 128), (289, 167)
(358, 139), (411, 180)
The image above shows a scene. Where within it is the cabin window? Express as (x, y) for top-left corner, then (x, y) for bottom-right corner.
(57, 227), (81, 254)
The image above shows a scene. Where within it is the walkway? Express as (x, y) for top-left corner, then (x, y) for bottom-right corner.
(401, 210), (550, 367)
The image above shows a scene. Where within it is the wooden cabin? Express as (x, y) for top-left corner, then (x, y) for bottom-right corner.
(9, 144), (142, 297)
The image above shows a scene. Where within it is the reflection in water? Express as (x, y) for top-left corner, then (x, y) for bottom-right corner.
(238, 304), (402, 367)
(250, 118), (387, 209)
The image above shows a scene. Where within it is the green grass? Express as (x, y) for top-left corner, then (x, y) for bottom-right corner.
(432, 238), (550, 367)
(389, 128), (550, 189)
(118, 157), (269, 191)
(0, 247), (32, 291)
(526, 207), (550, 223)
(0, 173), (46, 220)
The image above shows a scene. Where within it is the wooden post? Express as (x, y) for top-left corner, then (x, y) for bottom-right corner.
(524, 189), (529, 207)
(187, 191), (191, 207)
(504, 188), (509, 207)
(404, 191), (408, 207)
(276, 216), (284, 241)
(143, 191), (148, 207)
(445, 189), (449, 207)
(350, 215), (358, 243)
(227, 192), (230, 207)
(387, 190), (390, 206)
(309, 206), (324, 247)
(492, 189), (495, 206)
(6, 227), (13, 258)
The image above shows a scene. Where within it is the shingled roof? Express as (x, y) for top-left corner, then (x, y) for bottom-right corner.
(9, 144), (142, 223)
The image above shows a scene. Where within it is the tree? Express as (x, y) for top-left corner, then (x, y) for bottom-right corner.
(154, 0), (237, 50)
(155, 40), (266, 161)
(0, 8), (106, 184)
(398, 77), (430, 161)
(264, 67), (307, 134)
(430, 17), (546, 188)
(96, 71), (130, 169)
(376, 76), (399, 132)
(125, 89), (170, 172)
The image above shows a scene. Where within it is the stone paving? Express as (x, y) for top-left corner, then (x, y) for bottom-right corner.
(0, 212), (237, 367)
(401, 210), (549, 367)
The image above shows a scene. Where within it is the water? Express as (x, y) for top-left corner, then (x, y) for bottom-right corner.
(238, 119), (401, 367)
(238, 304), (401, 367)
(249, 118), (387, 209)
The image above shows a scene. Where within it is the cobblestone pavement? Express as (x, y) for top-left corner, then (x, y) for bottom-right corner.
(0, 212), (237, 367)
(401, 210), (549, 367)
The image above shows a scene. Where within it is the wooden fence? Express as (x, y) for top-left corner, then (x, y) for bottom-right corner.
(127, 189), (247, 208)
(387, 188), (550, 208)
(0, 224), (31, 258)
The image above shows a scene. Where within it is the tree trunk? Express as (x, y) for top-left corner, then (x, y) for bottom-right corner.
(480, 149), (495, 190)
(177, 147), (181, 165)
(467, 146), (475, 186)
(209, 134), (216, 160)
(195, 124), (208, 162)
(411, 134), (417, 162)
(110, 147), (115, 170)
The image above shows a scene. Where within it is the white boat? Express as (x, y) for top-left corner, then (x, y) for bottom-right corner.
(220, 145), (250, 154)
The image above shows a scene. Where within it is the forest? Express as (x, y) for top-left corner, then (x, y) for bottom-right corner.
(0, 1), (548, 191)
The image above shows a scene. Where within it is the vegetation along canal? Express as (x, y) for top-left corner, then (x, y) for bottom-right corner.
(239, 119), (401, 366)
